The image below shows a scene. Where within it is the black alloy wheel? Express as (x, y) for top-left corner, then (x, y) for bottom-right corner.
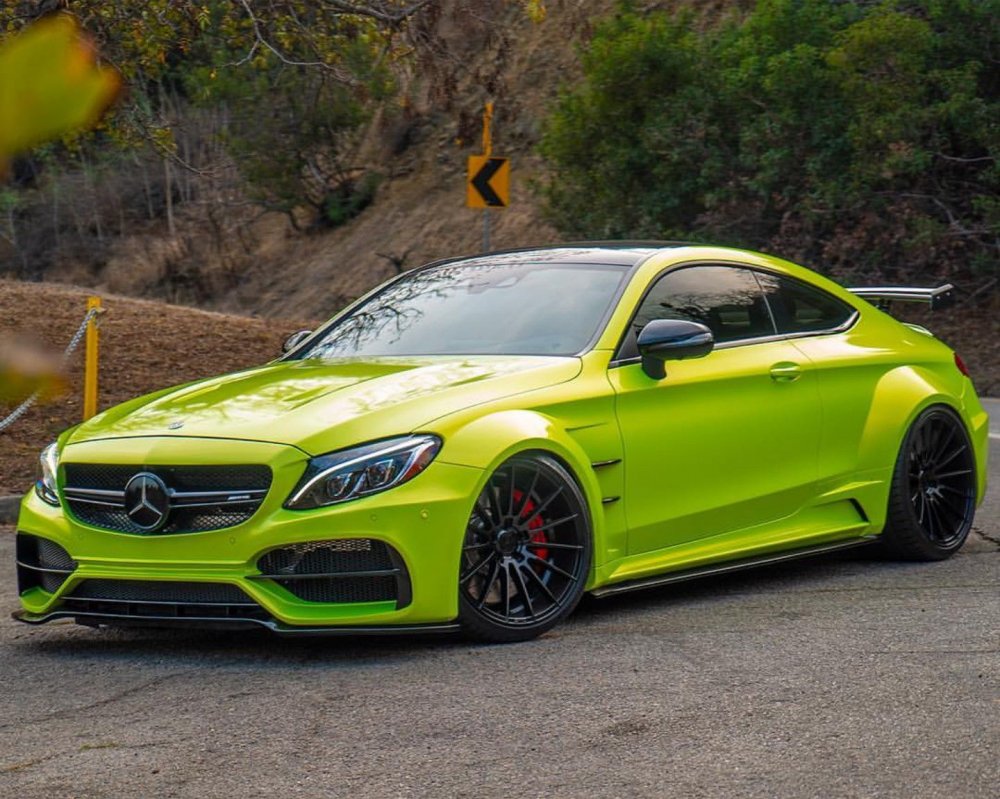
(458, 454), (592, 642)
(883, 406), (977, 560)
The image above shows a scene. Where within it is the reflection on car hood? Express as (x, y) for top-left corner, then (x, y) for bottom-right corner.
(68, 355), (582, 455)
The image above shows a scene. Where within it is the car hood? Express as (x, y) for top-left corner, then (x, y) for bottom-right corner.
(68, 355), (581, 455)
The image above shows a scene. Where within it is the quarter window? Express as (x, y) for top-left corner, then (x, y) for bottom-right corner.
(755, 272), (854, 334)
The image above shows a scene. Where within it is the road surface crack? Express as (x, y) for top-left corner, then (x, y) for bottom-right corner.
(0, 670), (193, 732)
(972, 527), (1000, 549)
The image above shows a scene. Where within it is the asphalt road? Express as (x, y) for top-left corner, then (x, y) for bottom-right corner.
(1, 407), (997, 798)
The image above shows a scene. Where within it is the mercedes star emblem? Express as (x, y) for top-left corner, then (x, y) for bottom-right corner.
(123, 472), (171, 532)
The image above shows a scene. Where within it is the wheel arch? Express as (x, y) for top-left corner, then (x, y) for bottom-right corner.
(857, 364), (969, 478)
(436, 409), (607, 572)
(853, 364), (980, 535)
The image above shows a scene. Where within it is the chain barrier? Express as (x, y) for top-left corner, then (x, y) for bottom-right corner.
(0, 307), (102, 433)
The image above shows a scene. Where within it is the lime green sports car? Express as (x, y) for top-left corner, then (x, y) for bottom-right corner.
(13, 243), (989, 642)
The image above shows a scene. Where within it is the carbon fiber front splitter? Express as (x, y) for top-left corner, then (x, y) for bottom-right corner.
(11, 608), (461, 637)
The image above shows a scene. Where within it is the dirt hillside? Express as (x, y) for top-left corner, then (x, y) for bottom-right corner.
(44, 0), (701, 321)
(0, 280), (316, 495)
(202, 1), (615, 320)
(214, 1), (760, 321)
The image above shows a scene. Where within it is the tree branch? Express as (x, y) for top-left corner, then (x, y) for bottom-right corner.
(231, 0), (364, 81)
(318, 0), (438, 25)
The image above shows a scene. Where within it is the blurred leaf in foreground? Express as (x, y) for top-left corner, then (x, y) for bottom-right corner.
(0, 13), (121, 171)
(0, 336), (65, 406)
(0, 14), (117, 411)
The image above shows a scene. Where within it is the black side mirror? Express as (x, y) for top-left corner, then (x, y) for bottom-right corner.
(637, 319), (714, 379)
(282, 329), (313, 354)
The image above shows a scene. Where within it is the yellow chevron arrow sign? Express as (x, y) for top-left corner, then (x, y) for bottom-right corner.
(467, 155), (510, 208)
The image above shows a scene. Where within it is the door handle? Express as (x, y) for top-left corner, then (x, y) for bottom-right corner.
(769, 362), (802, 382)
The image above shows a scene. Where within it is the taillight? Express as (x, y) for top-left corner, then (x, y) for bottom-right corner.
(954, 352), (971, 378)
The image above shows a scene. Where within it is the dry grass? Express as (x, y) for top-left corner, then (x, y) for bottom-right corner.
(0, 280), (317, 495)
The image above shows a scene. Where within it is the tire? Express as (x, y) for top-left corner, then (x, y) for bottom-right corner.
(881, 405), (976, 561)
(458, 454), (592, 643)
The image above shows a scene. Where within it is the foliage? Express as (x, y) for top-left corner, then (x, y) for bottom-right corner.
(0, 2), (421, 221)
(183, 7), (395, 226)
(0, 15), (120, 169)
(324, 170), (381, 227)
(0, 0), (550, 299)
(0, 2), (429, 145)
(539, 0), (1000, 283)
(0, 1), (545, 234)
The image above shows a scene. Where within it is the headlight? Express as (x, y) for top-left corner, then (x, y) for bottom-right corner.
(285, 435), (442, 510)
(35, 442), (60, 506)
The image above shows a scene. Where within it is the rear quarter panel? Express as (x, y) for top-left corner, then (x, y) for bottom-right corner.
(618, 248), (988, 528)
(791, 304), (987, 529)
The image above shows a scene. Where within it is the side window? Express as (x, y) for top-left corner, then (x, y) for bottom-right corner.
(619, 265), (776, 358)
(755, 272), (855, 334)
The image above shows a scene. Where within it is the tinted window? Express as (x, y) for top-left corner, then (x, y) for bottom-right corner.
(620, 265), (776, 358)
(295, 259), (628, 358)
(755, 272), (854, 334)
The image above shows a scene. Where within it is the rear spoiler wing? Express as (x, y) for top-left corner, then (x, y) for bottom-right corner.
(847, 284), (956, 311)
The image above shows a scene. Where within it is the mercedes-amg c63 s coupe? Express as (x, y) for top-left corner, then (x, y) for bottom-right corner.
(13, 243), (988, 642)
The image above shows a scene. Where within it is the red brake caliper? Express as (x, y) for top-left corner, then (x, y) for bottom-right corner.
(513, 488), (548, 562)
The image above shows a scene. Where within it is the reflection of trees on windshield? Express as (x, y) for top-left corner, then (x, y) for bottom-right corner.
(295, 250), (629, 359)
(308, 262), (516, 356)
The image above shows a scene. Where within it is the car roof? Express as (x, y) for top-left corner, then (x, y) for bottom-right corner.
(436, 242), (700, 269)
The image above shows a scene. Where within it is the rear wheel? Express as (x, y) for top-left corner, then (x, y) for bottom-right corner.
(882, 406), (976, 560)
(458, 454), (592, 642)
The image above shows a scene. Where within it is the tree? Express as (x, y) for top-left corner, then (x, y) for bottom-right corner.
(539, 0), (999, 284)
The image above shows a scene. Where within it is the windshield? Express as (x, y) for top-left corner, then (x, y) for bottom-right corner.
(294, 258), (629, 358)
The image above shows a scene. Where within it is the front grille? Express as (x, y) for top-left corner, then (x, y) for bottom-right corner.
(67, 505), (261, 535)
(255, 539), (409, 607)
(60, 579), (270, 621)
(62, 464), (271, 534)
(16, 533), (77, 594)
(64, 465), (271, 492)
(68, 579), (251, 603)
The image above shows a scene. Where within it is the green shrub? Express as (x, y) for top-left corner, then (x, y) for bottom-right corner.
(539, 0), (999, 282)
(324, 171), (381, 228)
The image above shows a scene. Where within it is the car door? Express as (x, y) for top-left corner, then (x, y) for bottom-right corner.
(607, 264), (822, 555)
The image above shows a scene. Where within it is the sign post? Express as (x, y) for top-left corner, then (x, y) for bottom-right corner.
(83, 296), (101, 421)
(467, 102), (509, 251)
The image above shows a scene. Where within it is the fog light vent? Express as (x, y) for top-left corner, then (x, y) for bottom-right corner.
(15, 533), (77, 594)
(254, 539), (409, 607)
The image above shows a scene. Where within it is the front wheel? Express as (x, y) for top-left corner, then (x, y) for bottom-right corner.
(458, 454), (592, 643)
(881, 406), (977, 561)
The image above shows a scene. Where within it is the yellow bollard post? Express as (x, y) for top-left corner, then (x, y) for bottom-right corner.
(82, 296), (101, 421)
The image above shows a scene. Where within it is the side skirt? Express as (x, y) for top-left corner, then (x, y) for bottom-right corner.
(589, 536), (878, 599)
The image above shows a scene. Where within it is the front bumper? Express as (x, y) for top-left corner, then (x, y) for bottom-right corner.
(13, 436), (483, 633)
